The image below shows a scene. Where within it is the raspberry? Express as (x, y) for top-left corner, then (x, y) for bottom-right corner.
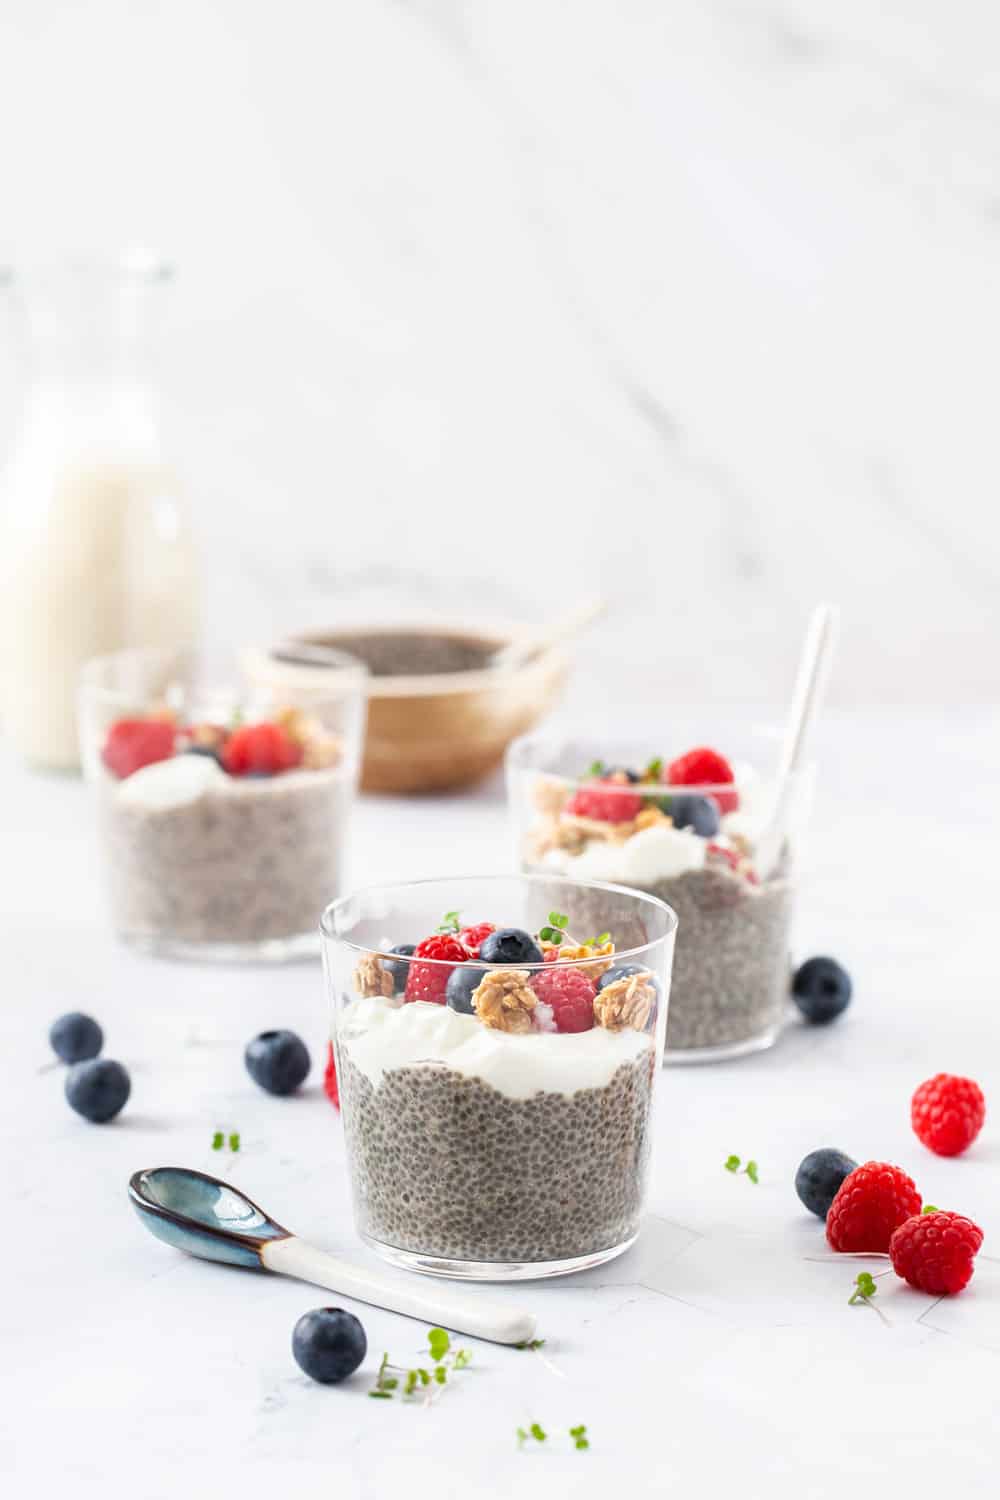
(404, 934), (470, 1003)
(666, 746), (739, 815)
(458, 922), (496, 958)
(911, 1073), (986, 1157)
(565, 783), (643, 823)
(890, 1211), (984, 1295)
(826, 1161), (922, 1253)
(530, 966), (596, 1032)
(323, 1041), (340, 1110)
(223, 722), (302, 777)
(101, 718), (176, 779)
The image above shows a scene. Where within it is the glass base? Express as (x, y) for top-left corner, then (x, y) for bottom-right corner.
(361, 1230), (638, 1281)
(119, 930), (320, 964)
(664, 1022), (781, 1065)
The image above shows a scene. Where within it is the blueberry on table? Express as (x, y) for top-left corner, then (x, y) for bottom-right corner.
(795, 1148), (858, 1219)
(384, 943), (416, 993)
(446, 964), (482, 1015)
(245, 1030), (311, 1095)
(49, 1011), (103, 1063)
(479, 927), (544, 964)
(791, 957), (852, 1024)
(65, 1058), (130, 1122)
(292, 1307), (367, 1384)
(669, 794), (721, 838)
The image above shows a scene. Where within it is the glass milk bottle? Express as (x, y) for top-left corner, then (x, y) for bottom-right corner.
(0, 254), (198, 769)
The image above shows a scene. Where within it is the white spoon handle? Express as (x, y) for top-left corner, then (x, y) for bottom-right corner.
(261, 1235), (537, 1346)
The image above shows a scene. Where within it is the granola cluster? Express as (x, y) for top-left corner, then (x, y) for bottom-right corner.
(471, 970), (538, 1034)
(593, 972), (657, 1032)
(353, 952), (395, 999)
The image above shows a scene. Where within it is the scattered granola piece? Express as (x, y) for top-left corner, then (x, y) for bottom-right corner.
(594, 971), (655, 1032)
(472, 970), (538, 1034)
(353, 952), (395, 998)
(541, 940), (616, 980)
(634, 805), (669, 832)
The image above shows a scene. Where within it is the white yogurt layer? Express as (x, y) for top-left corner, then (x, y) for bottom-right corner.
(541, 821), (707, 885)
(341, 997), (651, 1100)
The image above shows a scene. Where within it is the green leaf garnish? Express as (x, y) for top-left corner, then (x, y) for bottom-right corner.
(530, 1423), (547, 1442)
(923, 1204), (939, 1214)
(515, 1338), (546, 1351)
(724, 1154), (741, 1172)
(436, 911), (461, 934)
(848, 1271), (879, 1306)
(453, 1349), (471, 1370)
(434, 1366), (447, 1385)
(587, 760), (606, 778)
(745, 1159), (759, 1184)
(211, 1131), (224, 1151)
(427, 1327), (450, 1363)
(369, 1390), (393, 1399)
(644, 757), (663, 780)
(725, 1154), (759, 1183)
(569, 1423), (590, 1450)
(228, 1131), (240, 1153)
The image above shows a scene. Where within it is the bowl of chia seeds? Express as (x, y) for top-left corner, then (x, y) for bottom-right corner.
(507, 731), (815, 1062)
(321, 873), (677, 1280)
(79, 645), (366, 961)
(244, 624), (569, 794)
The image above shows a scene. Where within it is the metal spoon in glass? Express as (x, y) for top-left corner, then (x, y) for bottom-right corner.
(129, 1167), (537, 1346)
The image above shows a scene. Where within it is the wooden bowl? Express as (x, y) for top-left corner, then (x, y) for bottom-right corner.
(246, 627), (569, 795)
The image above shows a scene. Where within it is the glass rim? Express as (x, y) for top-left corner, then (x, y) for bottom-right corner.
(79, 642), (368, 710)
(319, 871), (678, 970)
(506, 730), (813, 796)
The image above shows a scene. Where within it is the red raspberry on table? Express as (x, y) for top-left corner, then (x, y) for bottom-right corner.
(323, 1041), (340, 1110)
(911, 1073), (986, 1157)
(222, 722), (302, 776)
(890, 1211), (984, 1295)
(101, 718), (176, 779)
(565, 783), (643, 823)
(530, 966), (596, 1033)
(826, 1161), (922, 1253)
(458, 922), (496, 958)
(404, 934), (470, 1003)
(666, 746), (739, 815)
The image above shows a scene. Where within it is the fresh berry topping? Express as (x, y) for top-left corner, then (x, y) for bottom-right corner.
(244, 1029), (311, 1095)
(445, 964), (483, 1015)
(791, 957), (852, 1024)
(65, 1058), (130, 1123)
(458, 921), (496, 957)
(101, 718), (176, 779)
(530, 966), (596, 1032)
(890, 1211), (984, 1296)
(565, 783), (643, 823)
(323, 1041), (340, 1110)
(223, 722), (302, 777)
(49, 1011), (103, 1064)
(602, 766), (640, 784)
(404, 934), (470, 1003)
(826, 1161), (922, 1253)
(383, 943), (415, 994)
(911, 1074), (986, 1157)
(291, 1307), (367, 1384)
(669, 794), (721, 838)
(666, 746), (738, 815)
(597, 963), (662, 999)
(794, 1148), (858, 1220)
(478, 928), (544, 965)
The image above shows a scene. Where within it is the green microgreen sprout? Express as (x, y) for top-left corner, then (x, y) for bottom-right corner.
(212, 1129), (241, 1156)
(569, 1424), (590, 1451)
(436, 910), (461, 935)
(538, 910), (571, 944)
(427, 1327), (450, 1362)
(515, 1338), (547, 1351)
(643, 756), (664, 781)
(923, 1204), (940, 1214)
(211, 1131), (224, 1151)
(724, 1154), (759, 1183)
(228, 1131), (240, 1153)
(587, 760), (606, 778)
(370, 1329), (471, 1403)
(848, 1271), (878, 1308)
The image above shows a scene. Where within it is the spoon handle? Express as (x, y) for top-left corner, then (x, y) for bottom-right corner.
(261, 1236), (537, 1346)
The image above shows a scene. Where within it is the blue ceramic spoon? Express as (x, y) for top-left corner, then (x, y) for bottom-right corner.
(129, 1167), (536, 1345)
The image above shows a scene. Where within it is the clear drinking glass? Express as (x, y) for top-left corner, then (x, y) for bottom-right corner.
(0, 254), (198, 769)
(322, 874), (676, 1280)
(507, 732), (814, 1062)
(80, 645), (367, 961)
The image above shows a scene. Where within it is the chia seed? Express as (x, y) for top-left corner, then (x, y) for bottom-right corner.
(339, 1050), (655, 1263)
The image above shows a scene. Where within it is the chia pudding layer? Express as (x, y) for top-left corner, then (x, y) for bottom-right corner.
(337, 999), (656, 1264)
(100, 762), (351, 947)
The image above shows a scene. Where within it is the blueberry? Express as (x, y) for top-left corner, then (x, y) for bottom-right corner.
(446, 964), (483, 1015)
(383, 943), (416, 994)
(49, 1011), (103, 1063)
(605, 766), (640, 784)
(245, 1030), (311, 1095)
(794, 1148), (858, 1219)
(791, 957), (852, 1024)
(596, 963), (662, 999)
(479, 928), (544, 965)
(183, 744), (222, 766)
(669, 794), (720, 838)
(292, 1307), (367, 1384)
(65, 1058), (130, 1122)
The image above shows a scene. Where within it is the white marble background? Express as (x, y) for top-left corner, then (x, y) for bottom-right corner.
(1, 0), (998, 705)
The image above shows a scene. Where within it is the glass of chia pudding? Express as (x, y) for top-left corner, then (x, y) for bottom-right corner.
(80, 645), (366, 960)
(507, 733), (814, 1062)
(321, 874), (676, 1280)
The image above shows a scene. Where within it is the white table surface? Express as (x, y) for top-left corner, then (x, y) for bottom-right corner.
(3, 709), (999, 1498)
